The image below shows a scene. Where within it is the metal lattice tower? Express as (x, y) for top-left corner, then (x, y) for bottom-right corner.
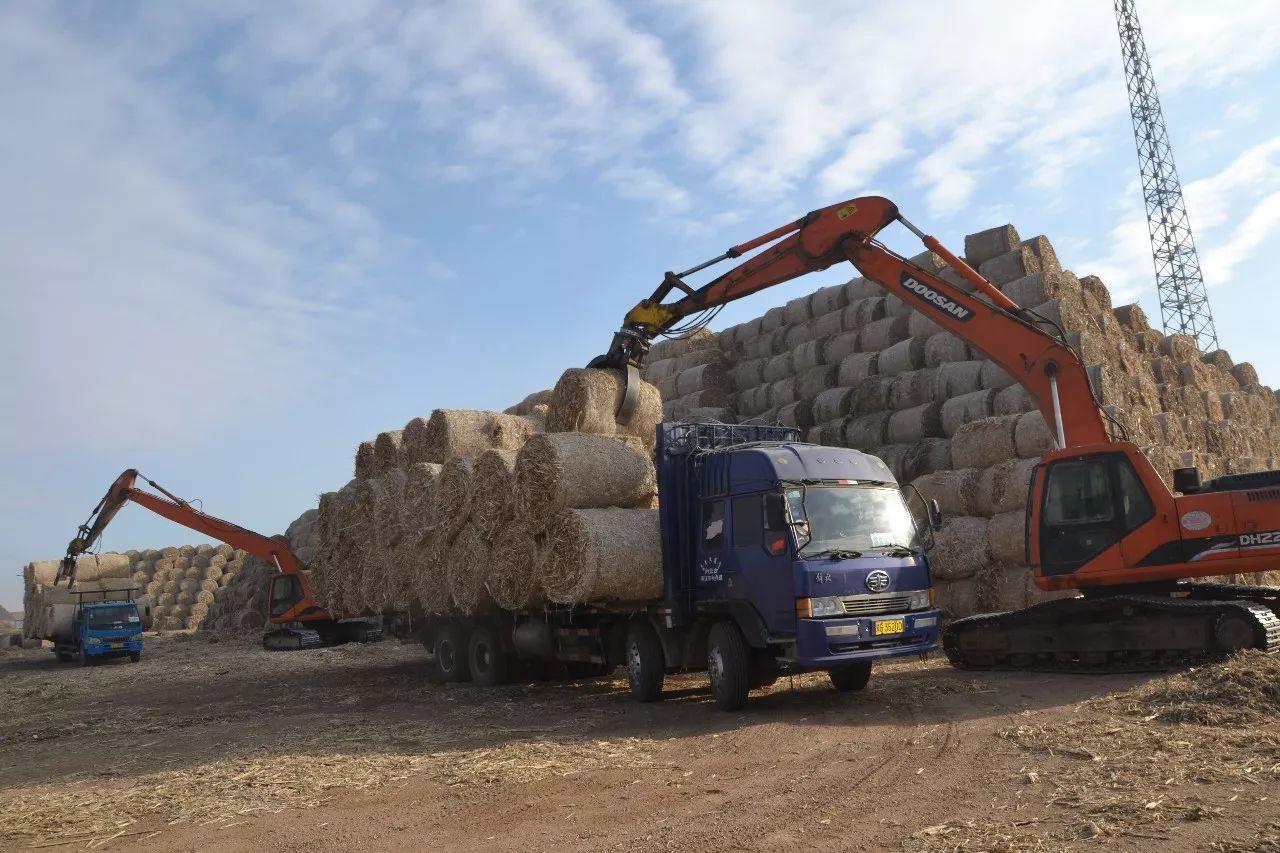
(1114, 0), (1219, 351)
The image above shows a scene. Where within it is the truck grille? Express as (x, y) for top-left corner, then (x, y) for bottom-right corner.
(839, 592), (914, 617)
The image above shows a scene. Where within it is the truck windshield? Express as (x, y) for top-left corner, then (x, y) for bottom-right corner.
(87, 606), (139, 630)
(786, 485), (921, 556)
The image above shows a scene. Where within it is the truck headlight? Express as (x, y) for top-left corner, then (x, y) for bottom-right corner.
(795, 596), (845, 618)
(84, 637), (103, 646)
(908, 590), (932, 611)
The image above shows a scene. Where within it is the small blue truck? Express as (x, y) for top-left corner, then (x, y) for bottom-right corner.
(54, 593), (145, 666)
(422, 423), (942, 710)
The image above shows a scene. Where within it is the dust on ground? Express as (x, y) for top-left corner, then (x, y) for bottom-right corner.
(1, 633), (1277, 852)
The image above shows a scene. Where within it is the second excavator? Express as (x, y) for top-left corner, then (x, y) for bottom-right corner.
(592, 195), (1280, 672)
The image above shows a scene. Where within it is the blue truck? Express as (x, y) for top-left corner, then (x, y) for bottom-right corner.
(423, 423), (942, 711)
(53, 592), (145, 666)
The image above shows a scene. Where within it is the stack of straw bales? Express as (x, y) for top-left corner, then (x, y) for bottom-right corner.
(126, 545), (243, 631)
(640, 224), (1280, 618)
(310, 367), (664, 617)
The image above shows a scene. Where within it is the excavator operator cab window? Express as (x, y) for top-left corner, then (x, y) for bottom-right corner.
(269, 575), (302, 618)
(1039, 454), (1154, 575)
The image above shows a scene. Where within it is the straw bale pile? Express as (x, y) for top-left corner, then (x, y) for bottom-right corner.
(641, 223), (1280, 618)
(312, 367), (665, 617)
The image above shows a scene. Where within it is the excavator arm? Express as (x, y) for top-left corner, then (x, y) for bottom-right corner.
(594, 195), (1109, 448)
(62, 469), (304, 585)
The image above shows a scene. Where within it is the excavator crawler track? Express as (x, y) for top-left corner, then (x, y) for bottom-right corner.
(263, 628), (323, 651)
(943, 592), (1280, 673)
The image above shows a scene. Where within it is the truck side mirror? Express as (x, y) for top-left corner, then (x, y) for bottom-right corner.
(929, 499), (943, 531)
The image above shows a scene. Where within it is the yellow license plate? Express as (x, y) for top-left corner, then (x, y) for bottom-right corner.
(873, 619), (905, 636)
(110, 643), (123, 649)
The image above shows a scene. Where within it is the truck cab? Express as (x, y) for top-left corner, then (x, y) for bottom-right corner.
(57, 599), (144, 666)
(642, 423), (941, 707)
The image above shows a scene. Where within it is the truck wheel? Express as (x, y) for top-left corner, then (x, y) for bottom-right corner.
(828, 661), (873, 692)
(78, 648), (91, 667)
(434, 623), (472, 683)
(129, 652), (141, 663)
(56, 650), (74, 663)
(707, 622), (751, 712)
(468, 624), (510, 687)
(625, 622), (665, 702)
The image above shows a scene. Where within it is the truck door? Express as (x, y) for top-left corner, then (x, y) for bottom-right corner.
(729, 493), (795, 632)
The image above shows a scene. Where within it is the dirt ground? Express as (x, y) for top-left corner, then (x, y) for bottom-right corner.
(1, 633), (1277, 853)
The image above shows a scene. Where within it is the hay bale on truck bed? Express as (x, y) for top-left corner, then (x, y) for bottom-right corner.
(544, 368), (662, 442)
(447, 526), (495, 614)
(430, 456), (476, 544)
(515, 433), (658, 531)
(404, 410), (540, 464)
(541, 508), (663, 604)
(489, 519), (545, 610)
(470, 449), (520, 539)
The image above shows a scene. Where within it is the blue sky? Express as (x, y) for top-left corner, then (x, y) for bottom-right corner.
(3, 1), (1279, 610)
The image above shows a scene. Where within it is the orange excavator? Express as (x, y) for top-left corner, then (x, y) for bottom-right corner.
(592, 195), (1280, 671)
(62, 469), (381, 650)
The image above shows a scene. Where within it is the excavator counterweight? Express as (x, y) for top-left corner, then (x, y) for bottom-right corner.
(595, 196), (1280, 672)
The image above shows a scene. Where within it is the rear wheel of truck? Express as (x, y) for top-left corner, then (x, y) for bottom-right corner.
(827, 661), (873, 692)
(468, 624), (509, 687)
(433, 623), (472, 683)
(707, 622), (751, 712)
(625, 622), (665, 702)
(129, 652), (141, 663)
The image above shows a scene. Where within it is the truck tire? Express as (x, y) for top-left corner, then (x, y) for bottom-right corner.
(433, 623), (472, 683)
(707, 622), (751, 712)
(129, 652), (141, 663)
(827, 661), (873, 692)
(625, 621), (665, 702)
(56, 650), (74, 663)
(468, 623), (510, 687)
(78, 648), (91, 667)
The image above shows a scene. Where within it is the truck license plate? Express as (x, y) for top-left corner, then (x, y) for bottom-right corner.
(873, 619), (904, 636)
(110, 643), (123, 649)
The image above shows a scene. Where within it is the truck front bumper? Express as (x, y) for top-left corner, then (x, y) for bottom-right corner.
(792, 609), (940, 667)
(85, 640), (143, 657)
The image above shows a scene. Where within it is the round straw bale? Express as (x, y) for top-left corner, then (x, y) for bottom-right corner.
(813, 387), (854, 423)
(941, 389), (997, 437)
(429, 456), (475, 544)
(373, 430), (405, 475)
(736, 386), (769, 417)
(784, 294), (813, 325)
(994, 383), (1035, 416)
(837, 352), (879, 387)
(888, 368), (939, 411)
(199, 579), (219, 594)
(183, 567), (200, 581)
(784, 321), (818, 351)
(883, 293), (913, 318)
(515, 433), (657, 530)
(644, 357), (680, 383)
(761, 305), (787, 333)
(935, 360), (986, 397)
(813, 310), (843, 340)
(70, 554), (131, 583)
(191, 553), (211, 569)
(973, 458), (1039, 516)
(373, 468), (408, 549)
(130, 570), (148, 586)
(446, 526), (494, 614)
(858, 316), (910, 352)
(355, 440), (377, 480)
(471, 449), (520, 539)
(769, 328), (793, 356)
(965, 225), (1020, 267)
(811, 283), (849, 315)
(930, 517), (989, 580)
(489, 520), (546, 611)
(731, 358), (767, 389)
(793, 339), (826, 373)
(878, 337), (928, 376)
(980, 361), (1017, 390)
(887, 401), (944, 444)
(842, 297), (887, 330)
(407, 546), (451, 615)
(777, 400), (815, 432)
(675, 363), (730, 398)
(870, 444), (913, 482)
(546, 368), (661, 441)
(908, 312), (943, 339)
(1014, 411), (1055, 458)
(179, 578), (199, 595)
(825, 330), (862, 366)
(924, 333), (970, 367)
(987, 511), (1027, 564)
(218, 573), (233, 588)
(905, 439), (953, 478)
(851, 375), (893, 413)
(912, 469), (981, 517)
(541, 508), (662, 604)
(177, 590), (194, 607)
(952, 415), (1019, 470)
(196, 589), (215, 606)
(844, 410), (890, 449)
(655, 375), (679, 400)
(399, 462), (441, 538)
(157, 592), (175, 608)
(763, 353), (793, 384)
(795, 364), (838, 400)
(808, 420), (843, 446)
(843, 276), (882, 302)
(769, 377), (798, 408)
